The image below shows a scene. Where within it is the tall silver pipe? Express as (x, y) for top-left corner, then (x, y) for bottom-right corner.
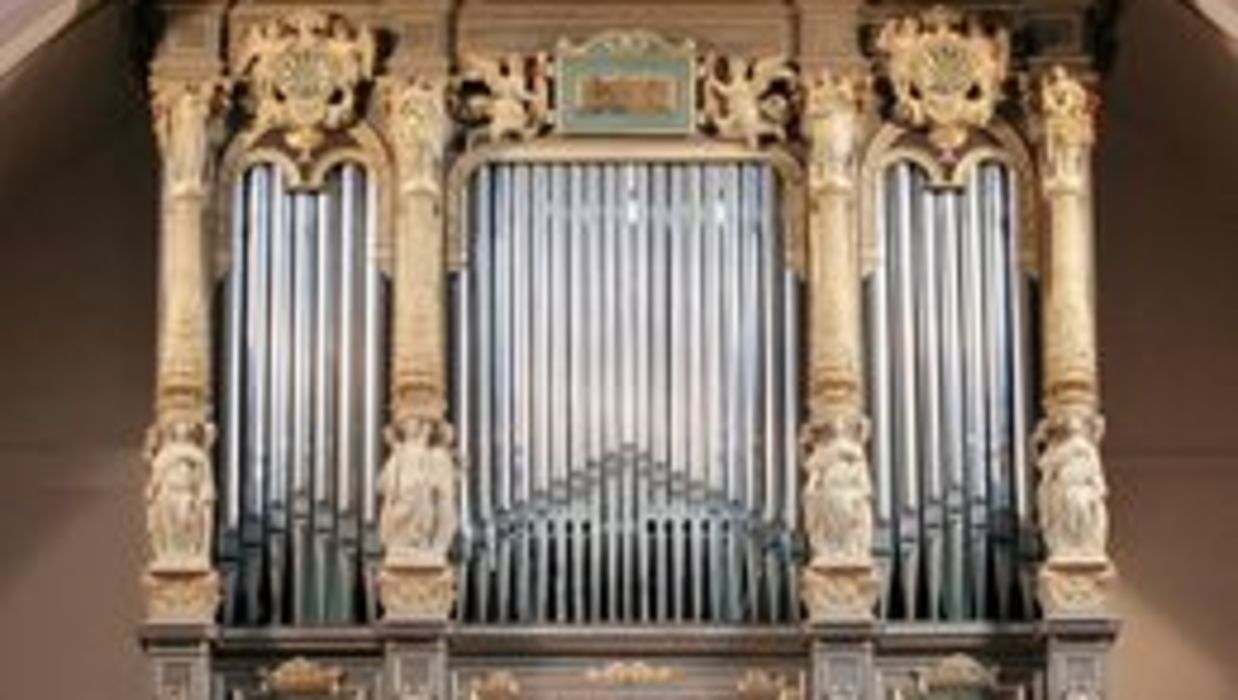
(894, 163), (921, 617)
(940, 188), (967, 620)
(963, 165), (990, 618)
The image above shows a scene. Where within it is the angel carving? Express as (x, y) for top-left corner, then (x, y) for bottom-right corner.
(379, 419), (458, 566)
(457, 53), (551, 146)
(703, 54), (795, 148)
(802, 425), (873, 566)
(146, 422), (216, 570)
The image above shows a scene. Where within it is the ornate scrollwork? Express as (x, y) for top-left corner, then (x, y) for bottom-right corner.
(456, 53), (552, 146)
(232, 10), (376, 159)
(468, 671), (520, 700)
(737, 670), (802, 700)
(876, 7), (1009, 156)
(701, 54), (797, 148)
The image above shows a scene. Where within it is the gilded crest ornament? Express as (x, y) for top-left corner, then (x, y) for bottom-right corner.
(876, 7), (1009, 155)
(233, 10), (376, 159)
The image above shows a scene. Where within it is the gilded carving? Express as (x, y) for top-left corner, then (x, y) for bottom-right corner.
(233, 10), (376, 159)
(260, 657), (345, 696)
(468, 672), (520, 700)
(380, 419), (458, 568)
(913, 654), (997, 693)
(456, 53), (552, 146)
(1040, 66), (1096, 196)
(802, 70), (866, 194)
(802, 417), (873, 568)
(737, 670), (802, 700)
(151, 79), (227, 199)
(876, 7), (1009, 155)
(583, 661), (678, 686)
(378, 562), (457, 621)
(385, 76), (452, 196)
(701, 54), (796, 148)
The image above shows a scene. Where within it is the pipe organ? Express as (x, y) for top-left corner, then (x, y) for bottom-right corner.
(138, 3), (1120, 700)
(866, 160), (1038, 622)
(455, 161), (801, 624)
(217, 163), (387, 626)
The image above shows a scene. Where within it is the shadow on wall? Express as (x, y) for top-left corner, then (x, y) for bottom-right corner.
(0, 2), (156, 698)
(1097, 0), (1238, 698)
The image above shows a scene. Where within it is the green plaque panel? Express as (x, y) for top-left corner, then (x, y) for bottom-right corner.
(555, 32), (697, 135)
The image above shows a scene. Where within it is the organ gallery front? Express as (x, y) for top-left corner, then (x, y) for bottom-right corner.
(138, 1), (1119, 698)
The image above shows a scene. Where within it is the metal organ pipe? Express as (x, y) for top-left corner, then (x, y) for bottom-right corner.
(457, 160), (800, 625)
(217, 162), (384, 627)
(867, 158), (1035, 622)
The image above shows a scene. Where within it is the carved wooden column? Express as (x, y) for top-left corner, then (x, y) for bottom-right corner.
(377, 74), (459, 621)
(143, 76), (226, 624)
(799, 69), (879, 623)
(1034, 66), (1114, 617)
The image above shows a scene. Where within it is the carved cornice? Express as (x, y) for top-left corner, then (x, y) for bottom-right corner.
(231, 10), (376, 160)
(876, 7), (1010, 157)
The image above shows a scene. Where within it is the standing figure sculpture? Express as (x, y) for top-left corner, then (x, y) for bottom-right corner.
(146, 421), (216, 571)
(380, 418), (458, 567)
(802, 419), (873, 567)
(1037, 415), (1108, 563)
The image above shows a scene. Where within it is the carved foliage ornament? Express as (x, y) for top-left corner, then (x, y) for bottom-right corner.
(876, 7), (1009, 155)
(455, 53), (552, 146)
(233, 10), (376, 159)
(701, 53), (797, 149)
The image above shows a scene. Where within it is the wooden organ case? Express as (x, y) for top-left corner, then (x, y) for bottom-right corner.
(138, 1), (1119, 698)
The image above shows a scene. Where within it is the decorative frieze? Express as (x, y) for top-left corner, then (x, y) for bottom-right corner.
(875, 7), (1009, 156)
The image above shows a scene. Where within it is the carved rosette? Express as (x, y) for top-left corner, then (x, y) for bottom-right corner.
(876, 7), (1009, 156)
(455, 53), (552, 146)
(701, 54), (796, 149)
(232, 10), (376, 159)
(378, 418), (459, 620)
(800, 416), (879, 620)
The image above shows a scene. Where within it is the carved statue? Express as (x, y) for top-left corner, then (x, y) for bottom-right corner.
(802, 70), (865, 190)
(1037, 415), (1108, 563)
(380, 418), (458, 566)
(457, 53), (551, 146)
(802, 419), (873, 567)
(145, 421), (216, 571)
(152, 81), (221, 198)
(876, 7), (1009, 154)
(1041, 66), (1095, 193)
(386, 76), (451, 193)
(702, 54), (795, 148)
